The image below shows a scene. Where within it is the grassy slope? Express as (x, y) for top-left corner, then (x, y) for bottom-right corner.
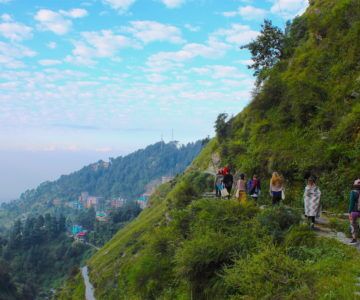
(60, 1), (360, 299)
(219, 0), (360, 210)
(55, 273), (85, 300)
(88, 183), (173, 299)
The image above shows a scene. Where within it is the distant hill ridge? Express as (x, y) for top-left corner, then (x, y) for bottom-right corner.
(2, 140), (204, 216)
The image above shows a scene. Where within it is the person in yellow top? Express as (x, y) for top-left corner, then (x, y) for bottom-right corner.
(236, 174), (247, 204)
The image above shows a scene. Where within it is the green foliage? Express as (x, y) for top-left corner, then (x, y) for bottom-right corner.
(1, 214), (92, 299)
(224, 245), (309, 299)
(257, 206), (301, 242)
(0, 259), (19, 300)
(87, 202), (142, 247)
(166, 171), (213, 210)
(217, 0), (360, 211)
(0, 141), (204, 227)
(54, 272), (85, 300)
(241, 19), (285, 80)
(214, 113), (231, 143)
(85, 178), (360, 299)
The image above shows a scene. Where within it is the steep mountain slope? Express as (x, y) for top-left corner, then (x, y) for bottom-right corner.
(0, 141), (204, 223)
(217, 0), (360, 209)
(59, 1), (360, 299)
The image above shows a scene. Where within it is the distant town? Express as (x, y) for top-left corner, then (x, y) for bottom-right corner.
(66, 176), (174, 241)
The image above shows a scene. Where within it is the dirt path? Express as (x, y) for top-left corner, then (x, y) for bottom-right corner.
(81, 266), (96, 300)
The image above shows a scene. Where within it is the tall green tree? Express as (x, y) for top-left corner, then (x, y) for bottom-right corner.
(241, 19), (284, 81)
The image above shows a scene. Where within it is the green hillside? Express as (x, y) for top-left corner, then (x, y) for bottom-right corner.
(60, 0), (360, 299)
(0, 141), (204, 227)
(217, 0), (360, 210)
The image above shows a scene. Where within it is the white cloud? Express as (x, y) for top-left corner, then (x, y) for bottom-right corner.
(146, 73), (168, 83)
(236, 59), (254, 66)
(0, 41), (36, 69)
(126, 21), (185, 44)
(190, 65), (247, 80)
(82, 30), (135, 56)
(0, 20), (33, 41)
(239, 6), (266, 20)
(161, 0), (185, 9)
(1, 14), (12, 21)
(66, 30), (137, 65)
(34, 8), (88, 35)
(222, 11), (238, 18)
(38, 59), (62, 66)
(47, 42), (57, 49)
(184, 24), (200, 32)
(147, 37), (230, 72)
(61, 8), (88, 18)
(35, 9), (72, 35)
(102, 0), (136, 13)
(222, 5), (266, 21)
(271, 0), (308, 19)
(214, 23), (259, 45)
(209, 65), (247, 79)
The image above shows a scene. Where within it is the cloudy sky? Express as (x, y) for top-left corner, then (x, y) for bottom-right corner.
(0, 0), (308, 201)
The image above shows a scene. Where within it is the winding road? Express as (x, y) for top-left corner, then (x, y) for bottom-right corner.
(81, 266), (96, 300)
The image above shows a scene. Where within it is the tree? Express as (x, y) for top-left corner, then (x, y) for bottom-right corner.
(214, 113), (230, 142)
(241, 19), (284, 81)
(58, 214), (66, 233)
(9, 219), (22, 249)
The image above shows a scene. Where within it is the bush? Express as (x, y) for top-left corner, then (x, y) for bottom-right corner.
(257, 206), (301, 242)
(224, 245), (310, 299)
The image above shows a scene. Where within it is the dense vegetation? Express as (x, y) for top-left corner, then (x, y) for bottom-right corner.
(0, 141), (203, 298)
(216, 0), (360, 210)
(0, 140), (204, 227)
(85, 201), (142, 247)
(56, 1), (360, 299)
(0, 214), (93, 299)
(84, 171), (360, 299)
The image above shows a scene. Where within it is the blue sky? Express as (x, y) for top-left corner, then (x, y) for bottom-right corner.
(0, 0), (308, 200)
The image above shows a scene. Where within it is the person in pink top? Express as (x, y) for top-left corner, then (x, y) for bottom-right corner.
(236, 174), (247, 204)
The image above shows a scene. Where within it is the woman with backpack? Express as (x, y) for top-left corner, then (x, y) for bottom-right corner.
(247, 174), (261, 201)
(348, 179), (360, 244)
(269, 172), (284, 205)
(303, 176), (321, 229)
(222, 169), (234, 199)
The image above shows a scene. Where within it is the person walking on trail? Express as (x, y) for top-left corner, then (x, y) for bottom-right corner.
(236, 174), (247, 204)
(247, 174), (261, 201)
(214, 170), (224, 198)
(222, 169), (234, 199)
(303, 176), (321, 229)
(348, 179), (360, 244)
(270, 172), (284, 205)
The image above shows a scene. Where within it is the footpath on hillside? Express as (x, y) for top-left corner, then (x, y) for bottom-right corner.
(203, 189), (360, 297)
(81, 266), (96, 300)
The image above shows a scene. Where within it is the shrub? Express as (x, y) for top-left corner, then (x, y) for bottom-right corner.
(224, 245), (310, 299)
(257, 206), (301, 242)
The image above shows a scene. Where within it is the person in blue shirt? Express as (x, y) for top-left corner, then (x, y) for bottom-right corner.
(348, 179), (360, 244)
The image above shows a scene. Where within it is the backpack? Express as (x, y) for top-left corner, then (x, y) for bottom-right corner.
(223, 174), (233, 188)
(356, 191), (360, 212)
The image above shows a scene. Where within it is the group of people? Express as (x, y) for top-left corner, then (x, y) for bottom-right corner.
(214, 168), (360, 245)
(214, 168), (285, 205)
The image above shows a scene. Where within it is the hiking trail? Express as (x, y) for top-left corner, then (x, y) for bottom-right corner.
(81, 266), (96, 300)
